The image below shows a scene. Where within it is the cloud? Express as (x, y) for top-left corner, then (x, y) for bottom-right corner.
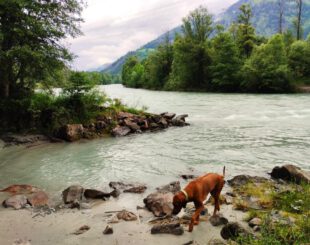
(69, 0), (238, 70)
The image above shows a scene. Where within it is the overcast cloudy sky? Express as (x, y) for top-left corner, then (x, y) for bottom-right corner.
(69, 0), (238, 70)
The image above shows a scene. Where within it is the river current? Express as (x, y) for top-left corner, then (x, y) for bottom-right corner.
(0, 85), (309, 196)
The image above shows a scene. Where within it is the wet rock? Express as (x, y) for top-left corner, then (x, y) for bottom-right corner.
(158, 117), (168, 128)
(95, 121), (107, 130)
(172, 114), (189, 126)
(228, 175), (270, 187)
(72, 225), (90, 235)
(84, 189), (112, 199)
(124, 185), (147, 194)
(57, 124), (84, 142)
(210, 215), (229, 226)
(112, 126), (131, 137)
(156, 181), (181, 194)
(248, 218), (262, 227)
(180, 174), (197, 180)
(110, 189), (121, 198)
(270, 164), (310, 184)
(109, 181), (129, 190)
(116, 210), (137, 221)
(161, 112), (176, 120)
(124, 119), (140, 132)
(151, 223), (184, 235)
(62, 185), (84, 204)
(208, 239), (227, 245)
(2, 195), (28, 209)
(103, 225), (113, 235)
(221, 222), (251, 240)
(0, 184), (41, 194)
(0, 133), (49, 146)
(27, 191), (49, 207)
(149, 122), (159, 129)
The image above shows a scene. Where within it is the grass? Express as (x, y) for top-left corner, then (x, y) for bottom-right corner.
(237, 183), (310, 245)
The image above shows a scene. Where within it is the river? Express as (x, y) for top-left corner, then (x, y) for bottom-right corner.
(0, 84), (309, 197)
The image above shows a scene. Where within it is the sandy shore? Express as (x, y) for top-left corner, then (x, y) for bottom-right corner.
(0, 190), (247, 245)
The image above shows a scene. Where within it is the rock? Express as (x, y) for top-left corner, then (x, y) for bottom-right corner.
(270, 164), (310, 184)
(72, 225), (90, 235)
(116, 210), (137, 221)
(151, 223), (184, 235)
(172, 114), (189, 126)
(95, 121), (107, 130)
(84, 189), (112, 199)
(210, 215), (229, 226)
(0, 184), (41, 194)
(109, 181), (129, 190)
(208, 239), (227, 245)
(109, 189), (121, 198)
(0, 133), (49, 146)
(124, 185), (147, 194)
(144, 192), (174, 217)
(27, 191), (49, 207)
(253, 226), (260, 232)
(80, 203), (91, 209)
(228, 175), (270, 187)
(13, 239), (31, 245)
(180, 174), (197, 180)
(124, 119), (140, 132)
(149, 122), (159, 129)
(103, 225), (113, 235)
(2, 195), (28, 209)
(57, 124), (84, 142)
(161, 112), (176, 120)
(117, 112), (134, 120)
(112, 126), (131, 137)
(248, 218), (262, 227)
(62, 185), (84, 204)
(156, 181), (181, 194)
(221, 222), (251, 240)
(158, 117), (168, 128)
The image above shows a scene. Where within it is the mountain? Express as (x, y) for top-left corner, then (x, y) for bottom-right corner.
(102, 0), (310, 75)
(88, 63), (111, 72)
(219, 0), (310, 37)
(103, 26), (181, 75)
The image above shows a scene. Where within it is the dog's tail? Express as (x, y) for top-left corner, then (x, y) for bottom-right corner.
(223, 166), (226, 178)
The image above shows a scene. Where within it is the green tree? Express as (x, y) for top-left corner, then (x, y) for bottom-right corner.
(236, 4), (256, 58)
(288, 40), (310, 79)
(210, 32), (241, 92)
(0, 0), (84, 99)
(121, 56), (144, 88)
(167, 7), (213, 90)
(241, 34), (292, 93)
(143, 35), (173, 89)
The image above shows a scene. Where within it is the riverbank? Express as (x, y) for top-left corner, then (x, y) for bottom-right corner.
(1, 164), (309, 245)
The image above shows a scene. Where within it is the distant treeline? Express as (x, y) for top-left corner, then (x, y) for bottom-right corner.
(122, 4), (310, 93)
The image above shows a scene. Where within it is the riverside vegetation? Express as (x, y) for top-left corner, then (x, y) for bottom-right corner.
(0, 1), (185, 137)
(122, 4), (310, 93)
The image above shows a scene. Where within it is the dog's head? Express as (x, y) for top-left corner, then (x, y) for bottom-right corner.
(172, 192), (187, 215)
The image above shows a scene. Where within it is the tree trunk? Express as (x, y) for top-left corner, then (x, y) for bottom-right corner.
(296, 0), (303, 40)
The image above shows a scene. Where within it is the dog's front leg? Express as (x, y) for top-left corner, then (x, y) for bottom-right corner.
(189, 202), (204, 232)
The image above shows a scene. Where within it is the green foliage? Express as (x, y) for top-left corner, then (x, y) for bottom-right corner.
(241, 34), (293, 92)
(0, 0), (84, 99)
(210, 32), (241, 91)
(236, 4), (256, 58)
(288, 40), (310, 79)
(122, 56), (145, 88)
(238, 184), (310, 245)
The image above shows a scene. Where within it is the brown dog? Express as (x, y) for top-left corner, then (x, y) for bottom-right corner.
(172, 167), (225, 232)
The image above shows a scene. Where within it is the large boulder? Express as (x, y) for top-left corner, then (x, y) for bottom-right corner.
(228, 175), (270, 187)
(124, 119), (141, 132)
(144, 181), (181, 217)
(57, 124), (84, 142)
(109, 181), (147, 193)
(112, 126), (131, 137)
(161, 112), (176, 120)
(27, 191), (49, 207)
(84, 189), (113, 199)
(270, 164), (310, 184)
(62, 185), (84, 204)
(2, 195), (28, 209)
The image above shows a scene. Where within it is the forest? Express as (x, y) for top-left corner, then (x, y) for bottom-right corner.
(122, 4), (310, 93)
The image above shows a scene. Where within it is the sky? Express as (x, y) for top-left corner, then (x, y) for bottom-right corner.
(69, 0), (238, 71)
